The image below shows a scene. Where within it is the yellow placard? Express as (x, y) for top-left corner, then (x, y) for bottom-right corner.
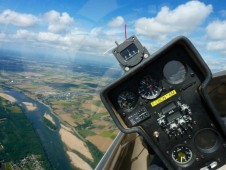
(151, 90), (177, 107)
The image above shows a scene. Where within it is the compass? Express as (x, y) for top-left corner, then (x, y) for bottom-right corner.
(172, 145), (193, 165)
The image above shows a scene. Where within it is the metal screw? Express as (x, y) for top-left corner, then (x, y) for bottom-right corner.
(144, 53), (149, 58)
(153, 131), (160, 138)
(125, 67), (129, 71)
(218, 158), (221, 162)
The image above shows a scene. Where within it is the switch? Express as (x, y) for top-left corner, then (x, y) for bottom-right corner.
(209, 161), (218, 169)
(200, 166), (209, 170)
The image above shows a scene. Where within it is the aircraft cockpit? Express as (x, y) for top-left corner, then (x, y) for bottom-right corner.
(100, 36), (226, 170)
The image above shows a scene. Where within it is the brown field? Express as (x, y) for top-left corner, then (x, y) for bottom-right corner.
(86, 135), (113, 152)
(59, 113), (77, 126)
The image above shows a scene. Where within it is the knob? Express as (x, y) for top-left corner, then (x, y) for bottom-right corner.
(177, 128), (183, 135)
(178, 118), (185, 125)
(170, 123), (177, 130)
(158, 119), (166, 127)
(183, 115), (191, 121)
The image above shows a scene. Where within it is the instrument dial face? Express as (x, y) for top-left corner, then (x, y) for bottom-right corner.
(172, 145), (193, 165)
(138, 76), (162, 100)
(163, 60), (187, 84)
(117, 91), (137, 112)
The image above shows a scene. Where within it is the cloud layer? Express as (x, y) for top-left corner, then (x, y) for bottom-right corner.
(0, 9), (115, 56)
(135, 1), (212, 39)
(206, 20), (226, 54)
(0, 0), (225, 65)
(0, 9), (37, 27)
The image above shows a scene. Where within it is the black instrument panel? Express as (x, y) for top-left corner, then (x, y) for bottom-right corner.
(100, 36), (226, 170)
(109, 46), (203, 128)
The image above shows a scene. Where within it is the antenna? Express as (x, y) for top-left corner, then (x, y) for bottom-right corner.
(124, 24), (127, 40)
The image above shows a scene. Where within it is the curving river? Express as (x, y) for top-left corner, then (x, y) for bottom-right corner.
(1, 87), (73, 170)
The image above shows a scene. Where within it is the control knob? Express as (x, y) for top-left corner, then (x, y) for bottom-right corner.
(178, 118), (188, 130)
(170, 123), (178, 131)
(158, 119), (166, 127)
(183, 115), (191, 122)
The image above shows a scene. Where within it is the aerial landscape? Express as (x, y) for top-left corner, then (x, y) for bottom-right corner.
(0, 53), (121, 169)
(0, 0), (225, 169)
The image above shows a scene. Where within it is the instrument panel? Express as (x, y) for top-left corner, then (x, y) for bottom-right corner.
(100, 36), (226, 170)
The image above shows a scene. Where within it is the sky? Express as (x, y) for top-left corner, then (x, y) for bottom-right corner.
(0, 0), (226, 72)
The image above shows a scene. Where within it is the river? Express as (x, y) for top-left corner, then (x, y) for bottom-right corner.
(1, 87), (73, 170)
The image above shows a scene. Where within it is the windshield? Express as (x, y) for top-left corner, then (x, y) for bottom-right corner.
(0, 0), (225, 170)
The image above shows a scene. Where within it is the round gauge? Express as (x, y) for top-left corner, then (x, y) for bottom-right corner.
(194, 129), (219, 153)
(163, 60), (187, 84)
(138, 76), (162, 100)
(172, 145), (193, 165)
(117, 91), (137, 112)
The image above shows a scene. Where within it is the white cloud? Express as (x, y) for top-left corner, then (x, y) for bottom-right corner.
(108, 16), (125, 27)
(206, 20), (226, 54)
(7, 28), (115, 56)
(135, 1), (212, 39)
(206, 20), (226, 40)
(44, 10), (74, 33)
(15, 29), (36, 39)
(0, 9), (124, 56)
(206, 40), (226, 54)
(0, 9), (37, 27)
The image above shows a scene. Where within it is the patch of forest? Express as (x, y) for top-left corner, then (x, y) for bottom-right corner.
(0, 98), (52, 169)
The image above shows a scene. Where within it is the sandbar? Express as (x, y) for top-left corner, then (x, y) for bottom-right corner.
(0, 93), (17, 103)
(44, 113), (56, 125)
(59, 127), (93, 161)
(66, 151), (92, 170)
(22, 102), (37, 111)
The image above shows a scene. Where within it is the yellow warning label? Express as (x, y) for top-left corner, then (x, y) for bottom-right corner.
(151, 90), (177, 107)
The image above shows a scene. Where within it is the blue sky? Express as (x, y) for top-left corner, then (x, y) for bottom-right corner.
(0, 0), (226, 72)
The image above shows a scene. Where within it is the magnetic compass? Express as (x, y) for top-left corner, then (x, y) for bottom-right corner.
(172, 145), (193, 165)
